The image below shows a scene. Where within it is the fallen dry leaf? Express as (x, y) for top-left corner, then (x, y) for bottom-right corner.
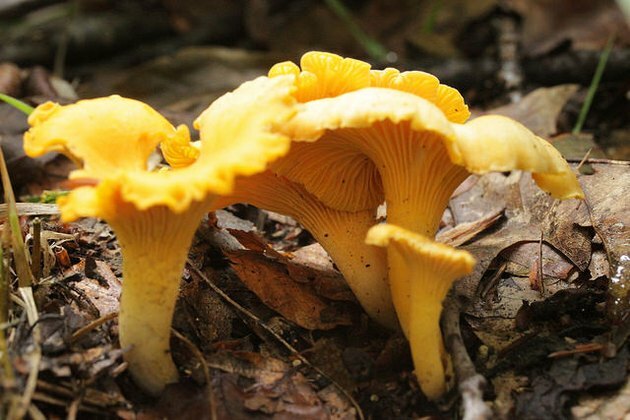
(504, 242), (577, 281)
(488, 84), (579, 137)
(74, 259), (122, 316)
(226, 248), (352, 330)
(505, 0), (630, 55)
(578, 162), (630, 319)
(437, 208), (504, 247)
(287, 243), (355, 302)
(451, 171), (590, 301)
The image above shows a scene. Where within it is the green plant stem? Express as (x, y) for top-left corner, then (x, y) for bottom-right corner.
(0, 147), (34, 288)
(0, 244), (14, 386)
(31, 218), (41, 282)
(422, 0), (441, 33)
(324, 0), (389, 62)
(573, 35), (615, 134)
(0, 93), (34, 116)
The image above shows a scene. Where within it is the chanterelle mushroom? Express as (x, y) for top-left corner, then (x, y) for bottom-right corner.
(23, 76), (297, 395)
(267, 51), (585, 399)
(366, 223), (475, 399)
(162, 147), (396, 328)
(269, 51), (584, 336)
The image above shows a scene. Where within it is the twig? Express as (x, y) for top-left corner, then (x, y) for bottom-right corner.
(566, 157), (629, 166)
(0, 203), (60, 218)
(0, 147), (35, 288)
(442, 294), (492, 420)
(31, 218), (42, 282)
(0, 242), (14, 385)
(187, 259), (365, 420)
(537, 232), (544, 296)
(7, 288), (42, 420)
(27, 403), (46, 420)
(172, 329), (217, 420)
(575, 148), (593, 172)
(70, 311), (117, 344)
(67, 391), (82, 420)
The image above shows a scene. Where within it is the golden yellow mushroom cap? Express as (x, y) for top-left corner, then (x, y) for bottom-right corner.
(451, 115), (585, 199)
(279, 87), (583, 214)
(160, 128), (200, 169)
(24, 95), (183, 180)
(366, 223), (476, 286)
(268, 52), (469, 125)
(370, 68), (470, 123)
(26, 75), (298, 220)
(268, 51), (371, 102)
(273, 88), (459, 211)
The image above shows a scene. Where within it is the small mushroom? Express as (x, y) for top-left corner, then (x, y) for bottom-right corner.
(23, 76), (297, 395)
(366, 223), (475, 400)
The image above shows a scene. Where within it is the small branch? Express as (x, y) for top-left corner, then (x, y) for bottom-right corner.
(7, 287), (42, 420)
(172, 329), (217, 420)
(31, 218), (42, 282)
(442, 294), (492, 420)
(566, 157), (630, 166)
(70, 311), (117, 344)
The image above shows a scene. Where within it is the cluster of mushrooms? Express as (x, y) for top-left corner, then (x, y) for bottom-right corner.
(23, 52), (584, 399)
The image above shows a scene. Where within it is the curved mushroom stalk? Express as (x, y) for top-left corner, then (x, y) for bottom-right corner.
(211, 172), (397, 329)
(60, 187), (214, 393)
(366, 224), (475, 400)
(110, 202), (211, 393)
(23, 76), (299, 395)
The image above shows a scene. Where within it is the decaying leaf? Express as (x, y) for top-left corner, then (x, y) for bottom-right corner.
(488, 84), (579, 137)
(287, 243), (356, 302)
(451, 170), (591, 301)
(225, 234), (353, 330)
(74, 259), (122, 316)
(551, 133), (608, 160)
(578, 162), (630, 319)
(505, 0), (630, 55)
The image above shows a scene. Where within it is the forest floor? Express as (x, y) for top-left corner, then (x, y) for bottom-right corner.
(0, 1), (629, 418)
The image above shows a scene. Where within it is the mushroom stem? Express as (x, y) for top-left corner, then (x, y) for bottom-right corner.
(213, 172), (397, 329)
(363, 123), (469, 237)
(354, 124), (470, 332)
(110, 202), (209, 395)
(409, 300), (449, 399)
(366, 224), (475, 400)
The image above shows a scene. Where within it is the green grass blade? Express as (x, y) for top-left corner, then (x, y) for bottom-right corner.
(324, 0), (390, 62)
(0, 93), (34, 116)
(0, 146), (34, 288)
(572, 35), (615, 134)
